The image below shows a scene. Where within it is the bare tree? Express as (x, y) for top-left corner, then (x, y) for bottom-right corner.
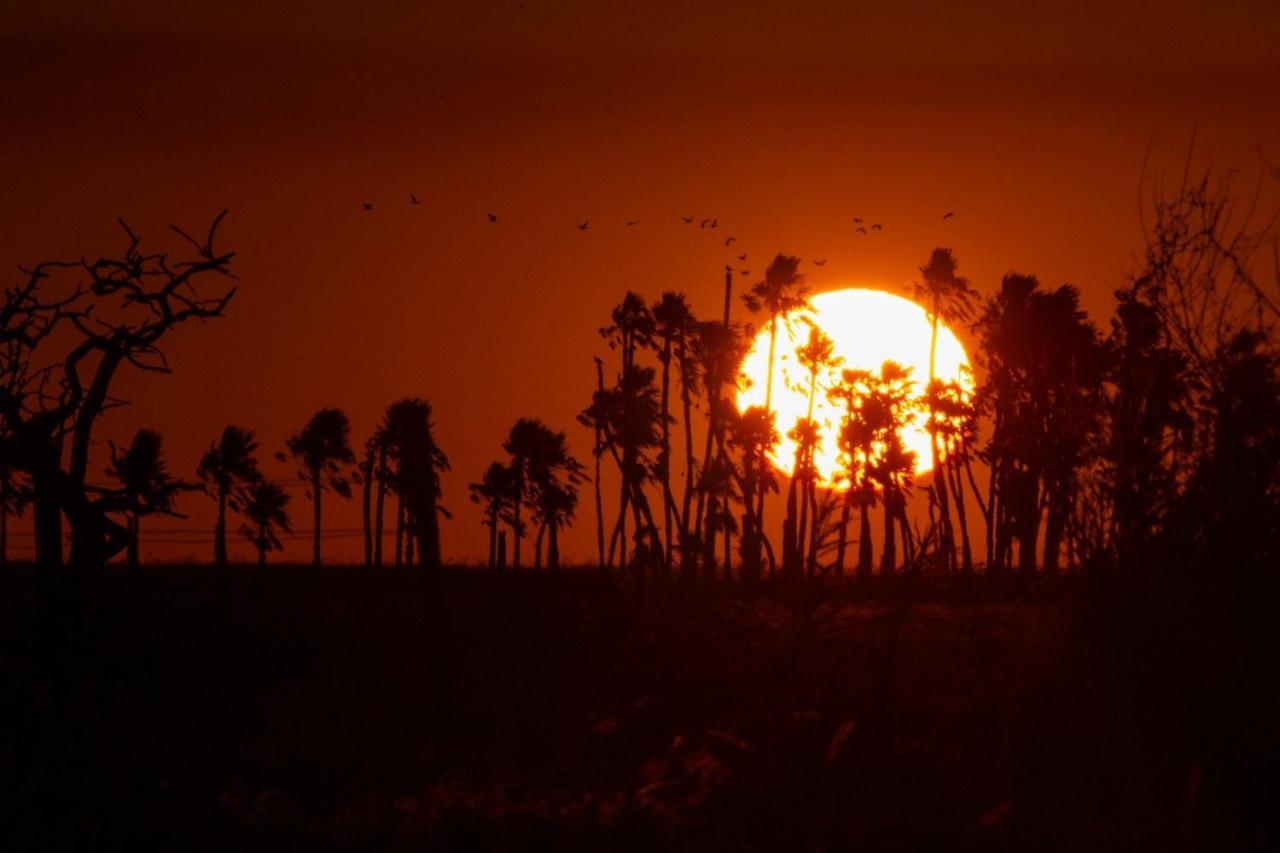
(0, 211), (236, 570)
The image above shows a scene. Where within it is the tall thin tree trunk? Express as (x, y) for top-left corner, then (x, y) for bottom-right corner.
(312, 463), (322, 568)
(395, 493), (405, 567)
(927, 302), (955, 571)
(660, 334), (674, 571)
(548, 519), (560, 571)
(594, 358), (606, 570)
(374, 446), (387, 568)
(215, 487), (228, 568)
(361, 447), (374, 567)
(127, 513), (139, 570)
(834, 493), (851, 575)
(858, 499), (873, 578)
(880, 489), (897, 574)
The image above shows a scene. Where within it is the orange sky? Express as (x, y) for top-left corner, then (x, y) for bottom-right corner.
(2, 2), (1278, 563)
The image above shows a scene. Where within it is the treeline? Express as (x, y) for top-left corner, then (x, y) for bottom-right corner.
(2, 165), (1278, 581)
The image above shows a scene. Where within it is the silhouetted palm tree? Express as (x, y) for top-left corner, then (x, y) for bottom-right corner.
(783, 323), (841, 580)
(912, 248), (978, 571)
(470, 461), (518, 570)
(651, 291), (698, 572)
(237, 481), (292, 568)
(381, 399), (450, 571)
(106, 429), (189, 570)
(285, 408), (356, 568)
(861, 362), (918, 573)
(197, 426), (263, 569)
(829, 368), (878, 577)
(741, 253), (810, 575)
(974, 275), (1105, 573)
(504, 418), (585, 571)
(728, 405), (780, 584)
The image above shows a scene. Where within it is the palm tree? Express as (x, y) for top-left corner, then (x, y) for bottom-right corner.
(237, 481), (292, 568)
(651, 291), (698, 572)
(106, 429), (189, 570)
(741, 253), (810, 575)
(381, 399), (450, 571)
(828, 368), (878, 577)
(912, 248), (978, 571)
(784, 323), (841, 580)
(285, 408), (355, 568)
(727, 405), (781, 584)
(469, 462), (517, 570)
(862, 362), (918, 573)
(197, 426), (263, 569)
(504, 418), (585, 571)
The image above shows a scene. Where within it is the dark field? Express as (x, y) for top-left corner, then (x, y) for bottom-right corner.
(2, 567), (1276, 851)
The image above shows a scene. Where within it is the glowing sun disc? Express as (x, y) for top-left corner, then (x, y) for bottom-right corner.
(736, 287), (971, 484)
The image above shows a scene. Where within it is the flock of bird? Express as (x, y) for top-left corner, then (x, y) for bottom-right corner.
(359, 195), (958, 275)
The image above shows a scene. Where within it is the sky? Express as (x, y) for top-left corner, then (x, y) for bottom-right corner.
(2, 1), (1278, 563)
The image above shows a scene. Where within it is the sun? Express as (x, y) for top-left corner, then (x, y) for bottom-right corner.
(736, 288), (972, 484)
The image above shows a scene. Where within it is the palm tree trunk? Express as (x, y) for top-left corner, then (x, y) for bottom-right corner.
(361, 447), (374, 567)
(880, 488), (897, 574)
(128, 512), (139, 570)
(858, 498), (873, 578)
(215, 487), (228, 568)
(660, 334), (674, 570)
(374, 446), (387, 568)
(404, 507), (416, 567)
(257, 529), (267, 569)
(512, 471), (523, 570)
(312, 463), (322, 568)
(548, 519), (560, 570)
(534, 521), (545, 571)
(679, 339), (697, 578)
(395, 493), (405, 567)
(927, 304), (955, 571)
(834, 492), (850, 575)
(594, 359), (606, 570)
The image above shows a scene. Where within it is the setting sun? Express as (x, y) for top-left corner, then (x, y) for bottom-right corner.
(737, 288), (972, 484)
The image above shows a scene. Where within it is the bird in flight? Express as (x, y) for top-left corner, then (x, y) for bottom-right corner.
(680, 215), (694, 224)
(942, 211), (955, 220)
(626, 220), (640, 226)
(724, 236), (736, 246)
(856, 226), (867, 235)
(487, 212), (498, 223)
(737, 252), (748, 261)
(853, 217), (863, 224)
(411, 194), (421, 205)
(578, 220), (590, 231)
(814, 258), (827, 266)
(363, 203), (374, 211)
(871, 223), (883, 231)
(740, 269), (751, 277)
(700, 218), (718, 229)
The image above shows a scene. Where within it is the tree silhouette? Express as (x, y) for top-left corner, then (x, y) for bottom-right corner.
(911, 248), (978, 571)
(691, 313), (752, 581)
(974, 275), (1105, 573)
(651, 291), (698, 573)
(469, 461), (518, 571)
(741, 254), (810, 577)
(104, 429), (190, 570)
(782, 322), (841, 581)
(285, 408), (356, 568)
(828, 368), (878, 577)
(728, 405), (780, 584)
(581, 293), (663, 576)
(0, 212), (235, 570)
(381, 399), (449, 572)
(861, 361), (918, 574)
(237, 481), (292, 568)
(503, 418), (585, 572)
(196, 425), (263, 569)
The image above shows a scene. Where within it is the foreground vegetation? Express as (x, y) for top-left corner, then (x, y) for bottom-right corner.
(3, 565), (1277, 850)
